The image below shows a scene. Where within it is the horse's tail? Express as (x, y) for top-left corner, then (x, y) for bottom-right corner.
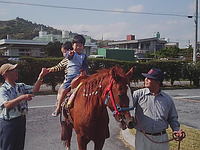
(60, 121), (68, 141)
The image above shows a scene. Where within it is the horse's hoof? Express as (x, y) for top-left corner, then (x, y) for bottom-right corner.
(66, 147), (71, 150)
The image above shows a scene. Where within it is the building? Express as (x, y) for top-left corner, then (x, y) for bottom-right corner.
(0, 39), (48, 57)
(165, 42), (179, 48)
(108, 33), (167, 58)
(33, 28), (98, 55)
(98, 48), (135, 61)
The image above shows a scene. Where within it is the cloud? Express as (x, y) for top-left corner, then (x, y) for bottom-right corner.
(52, 18), (193, 48)
(53, 22), (133, 40)
(0, 8), (8, 16)
(188, 1), (195, 14)
(127, 5), (144, 12)
(110, 4), (144, 14)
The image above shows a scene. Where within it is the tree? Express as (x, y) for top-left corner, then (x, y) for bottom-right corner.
(155, 47), (180, 59)
(179, 45), (193, 60)
(44, 41), (62, 57)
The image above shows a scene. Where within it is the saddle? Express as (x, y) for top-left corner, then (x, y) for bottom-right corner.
(71, 75), (88, 89)
(60, 75), (88, 123)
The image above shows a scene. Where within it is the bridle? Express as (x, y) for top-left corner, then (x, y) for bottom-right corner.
(103, 77), (134, 116)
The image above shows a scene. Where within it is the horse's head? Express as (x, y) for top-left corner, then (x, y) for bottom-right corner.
(103, 66), (135, 130)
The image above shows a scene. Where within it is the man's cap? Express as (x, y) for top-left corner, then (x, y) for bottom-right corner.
(0, 63), (18, 75)
(142, 68), (164, 82)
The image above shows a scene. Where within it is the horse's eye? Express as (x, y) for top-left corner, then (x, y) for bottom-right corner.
(118, 94), (126, 99)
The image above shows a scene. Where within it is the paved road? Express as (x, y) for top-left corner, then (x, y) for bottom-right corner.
(24, 95), (132, 150)
(164, 89), (200, 129)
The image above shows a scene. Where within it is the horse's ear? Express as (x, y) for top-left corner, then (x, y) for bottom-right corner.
(126, 66), (135, 81)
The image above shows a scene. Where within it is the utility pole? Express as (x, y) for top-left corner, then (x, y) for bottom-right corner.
(194, 0), (198, 63)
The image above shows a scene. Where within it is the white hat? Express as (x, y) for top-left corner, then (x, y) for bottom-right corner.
(0, 63), (18, 75)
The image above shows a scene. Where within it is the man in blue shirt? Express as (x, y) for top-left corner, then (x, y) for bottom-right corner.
(132, 68), (185, 150)
(0, 63), (48, 150)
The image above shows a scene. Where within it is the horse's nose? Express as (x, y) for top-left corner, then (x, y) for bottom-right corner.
(125, 116), (135, 129)
(127, 121), (135, 129)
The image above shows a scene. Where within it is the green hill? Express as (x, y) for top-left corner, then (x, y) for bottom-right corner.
(0, 17), (62, 40)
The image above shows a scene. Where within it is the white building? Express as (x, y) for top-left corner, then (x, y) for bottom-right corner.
(33, 29), (98, 55)
(0, 39), (48, 57)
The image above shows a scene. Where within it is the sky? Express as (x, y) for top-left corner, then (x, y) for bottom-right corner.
(0, 0), (198, 48)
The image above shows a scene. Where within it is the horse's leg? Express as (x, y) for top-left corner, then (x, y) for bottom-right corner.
(94, 139), (105, 150)
(61, 121), (73, 150)
(77, 135), (89, 150)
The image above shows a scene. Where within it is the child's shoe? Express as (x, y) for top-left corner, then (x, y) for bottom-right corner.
(52, 110), (60, 117)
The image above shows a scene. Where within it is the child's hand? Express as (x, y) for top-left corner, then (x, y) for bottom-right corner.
(80, 70), (86, 76)
(68, 50), (75, 56)
(47, 68), (53, 73)
(39, 68), (49, 78)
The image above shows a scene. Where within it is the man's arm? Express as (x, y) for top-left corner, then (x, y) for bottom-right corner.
(2, 94), (33, 109)
(168, 100), (180, 131)
(32, 68), (49, 93)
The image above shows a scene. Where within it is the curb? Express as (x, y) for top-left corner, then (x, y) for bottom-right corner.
(121, 129), (135, 149)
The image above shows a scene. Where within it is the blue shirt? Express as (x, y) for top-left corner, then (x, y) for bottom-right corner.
(132, 88), (180, 133)
(66, 51), (88, 76)
(0, 82), (33, 120)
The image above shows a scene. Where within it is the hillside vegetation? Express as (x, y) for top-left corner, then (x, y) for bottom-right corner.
(0, 17), (61, 40)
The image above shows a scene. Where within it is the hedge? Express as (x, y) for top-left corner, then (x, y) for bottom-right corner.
(0, 57), (200, 91)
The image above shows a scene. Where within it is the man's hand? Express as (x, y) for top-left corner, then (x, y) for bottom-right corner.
(173, 129), (186, 141)
(19, 94), (34, 101)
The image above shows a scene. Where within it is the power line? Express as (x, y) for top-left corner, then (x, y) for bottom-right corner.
(0, 0), (194, 18)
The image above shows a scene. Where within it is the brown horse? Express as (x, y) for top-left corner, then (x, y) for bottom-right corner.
(61, 66), (135, 150)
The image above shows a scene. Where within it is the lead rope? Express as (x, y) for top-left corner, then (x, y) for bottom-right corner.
(135, 115), (186, 150)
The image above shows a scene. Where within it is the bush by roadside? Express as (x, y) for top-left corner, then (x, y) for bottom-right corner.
(1, 57), (200, 90)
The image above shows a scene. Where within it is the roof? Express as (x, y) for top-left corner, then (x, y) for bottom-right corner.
(0, 39), (48, 46)
(108, 37), (167, 45)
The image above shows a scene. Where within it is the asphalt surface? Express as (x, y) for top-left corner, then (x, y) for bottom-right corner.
(24, 95), (131, 150)
(25, 89), (200, 150)
(164, 89), (200, 129)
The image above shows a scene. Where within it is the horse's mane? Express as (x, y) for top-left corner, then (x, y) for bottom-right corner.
(80, 66), (126, 95)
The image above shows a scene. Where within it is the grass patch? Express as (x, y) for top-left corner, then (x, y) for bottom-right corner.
(129, 125), (200, 150)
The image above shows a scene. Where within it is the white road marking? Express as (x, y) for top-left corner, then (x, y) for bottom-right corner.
(29, 105), (55, 109)
(174, 96), (200, 99)
(28, 95), (200, 109)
